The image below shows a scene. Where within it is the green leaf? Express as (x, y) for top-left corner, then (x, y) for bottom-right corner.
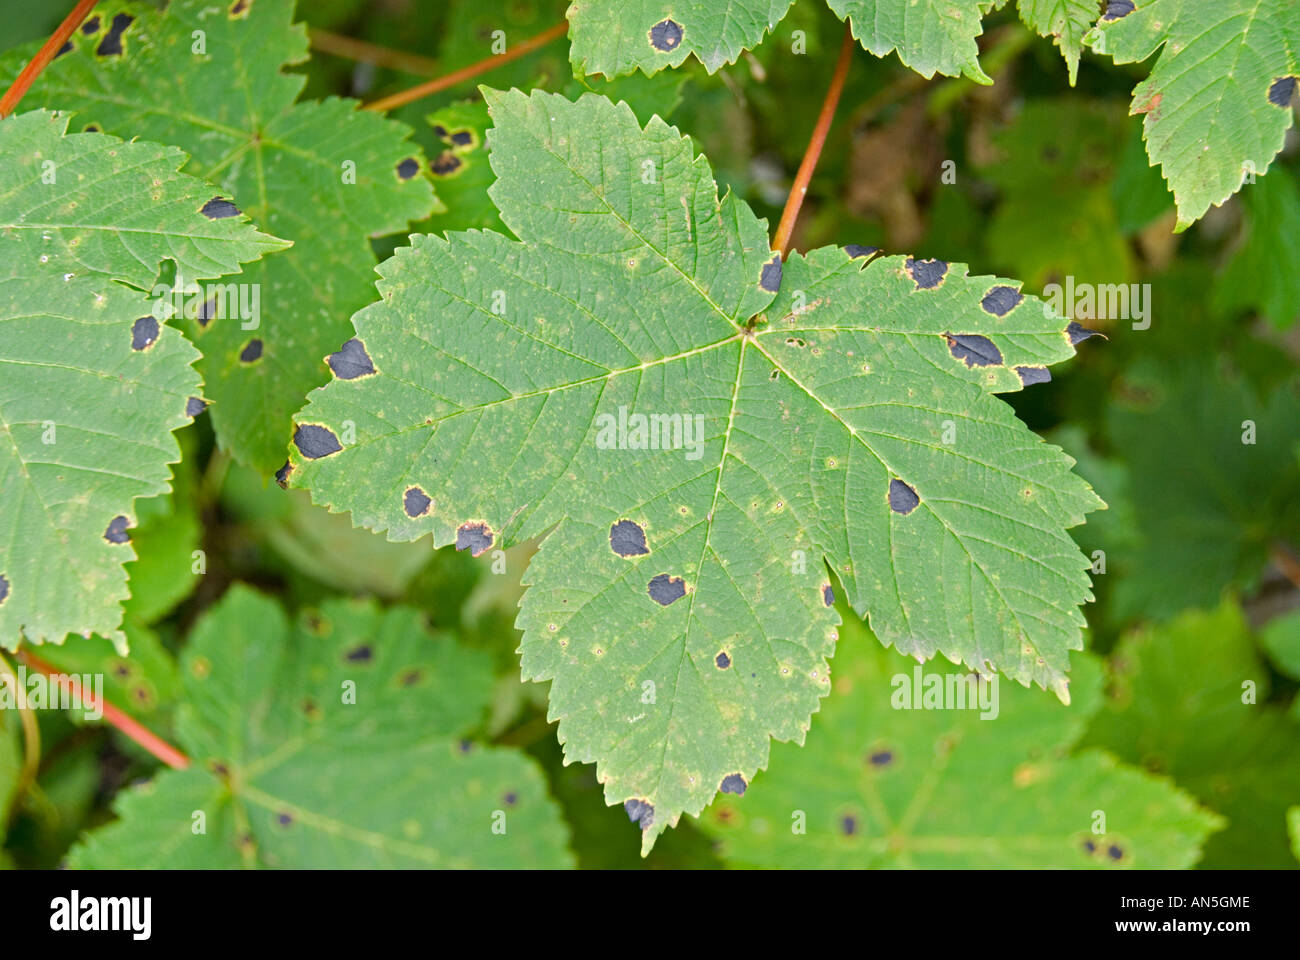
(1290, 806), (1300, 864)
(1106, 360), (1300, 623)
(69, 585), (573, 868)
(289, 89), (1101, 852)
(33, 622), (180, 722)
(1081, 601), (1300, 869)
(1214, 164), (1300, 330)
(0, 110), (282, 650)
(1260, 608), (1300, 682)
(700, 618), (1221, 867)
(5, 0), (438, 473)
(1085, 0), (1300, 230)
(568, 0), (796, 76)
(425, 101), (503, 236)
(827, 0), (994, 83)
(1012, 0), (1098, 84)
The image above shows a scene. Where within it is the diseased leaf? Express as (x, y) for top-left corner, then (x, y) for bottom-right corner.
(1081, 601), (1300, 869)
(3, 0), (438, 473)
(69, 585), (573, 868)
(568, 0), (796, 76)
(1085, 0), (1300, 230)
(288, 89), (1101, 851)
(0, 110), (282, 650)
(700, 616), (1221, 868)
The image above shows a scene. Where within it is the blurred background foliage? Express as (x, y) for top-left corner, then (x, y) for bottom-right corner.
(2, 0), (1298, 869)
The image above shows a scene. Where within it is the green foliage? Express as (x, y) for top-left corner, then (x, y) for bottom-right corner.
(69, 585), (573, 868)
(3, 0), (438, 474)
(702, 616), (1221, 867)
(289, 88), (1101, 851)
(1085, 0), (1300, 230)
(1081, 602), (1300, 869)
(0, 109), (281, 650)
(1214, 164), (1300, 330)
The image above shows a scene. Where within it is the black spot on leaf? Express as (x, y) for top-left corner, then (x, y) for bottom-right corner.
(230, 0), (251, 16)
(845, 244), (879, 259)
(83, 123), (100, 133)
(277, 812), (293, 826)
(503, 791), (517, 806)
(841, 815), (857, 835)
(55, 41), (73, 58)
(868, 749), (893, 766)
(326, 338), (375, 379)
(1082, 838), (1096, 854)
(715, 651), (731, 669)
(1268, 77), (1297, 107)
(403, 485), (431, 517)
(104, 515), (130, 544)
(293, 424), (343, 459)
(431, 152), (462, 176)
(401, 669), (423, 687)
(1102, 0), (1135, 19)
(823, 584), (834, 606)
(609, 519), (649, 557)
(647, 573), (686, 606)
(1067, 321), (1101, 344)
(395, 157), (419, 180)
(186, 397), (207, 418)
(98, 13), (134, 57)
(888, 478), (919, 515)
(1107, 843), (1124, 861)
(720, 773), (747, 795)
(450, 130), (474, 147)
(1015, 365), (1051, 386)
(345, 645), (373, 663)
(759, 255), (782, 293)
(239, 338), (263, 363)
(0, 574), (9, 605)
(946, 333), (1003, 367)
(275, 460), (293, 488)
(980, 285), (1023, 316)
(201, 197), (241, 219)
(432, 124), (449, 139)
(625, 798), (655, 830)
(456, 521), (494, 556)
(130, 316), (159, 350)
(906, 258), (948, 289)
(196, 296), (218, 328)
(82, 16), (101, 33)
(649, 19), (683, 52)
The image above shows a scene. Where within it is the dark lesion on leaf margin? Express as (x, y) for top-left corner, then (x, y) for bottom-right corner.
(1101, 0), (1135, 20)
(0, 574), (10, 605)
(103, 515), (131, 544)
(455, 521), (494, 556)
(905, 258), (948, 289)
(292, 423), (343, 460)
(719, 773), (747, 796)
(326, 338), (375, 380)
(945, 333), (1002, 368)
(625, 798), (654, 830)
(1268, 77), (1297, 108)
(186, 396), (208, 418)
(200, 197), (241, 220)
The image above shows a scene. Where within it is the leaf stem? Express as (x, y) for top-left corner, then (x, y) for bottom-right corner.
(16, 650), (191, 770)
(0, 0), (100, 119)
(308, 27), (441, 77)
(1272, 543), (1300, 592)
(362, 21), (569, 113)
(0, 651), (41, 814)
(771, 22), (855, 258)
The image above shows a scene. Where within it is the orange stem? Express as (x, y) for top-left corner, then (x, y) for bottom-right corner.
(1273, 544), (1300, 592)
(0, 0), (100, 119)
(309, 27), (441, 76)
(771, 23), (855, 257)
(17, 650), (191, 770)
(363, 21), (568, 113)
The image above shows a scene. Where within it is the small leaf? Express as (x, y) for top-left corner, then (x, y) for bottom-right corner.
(68, 586), (574, 868)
